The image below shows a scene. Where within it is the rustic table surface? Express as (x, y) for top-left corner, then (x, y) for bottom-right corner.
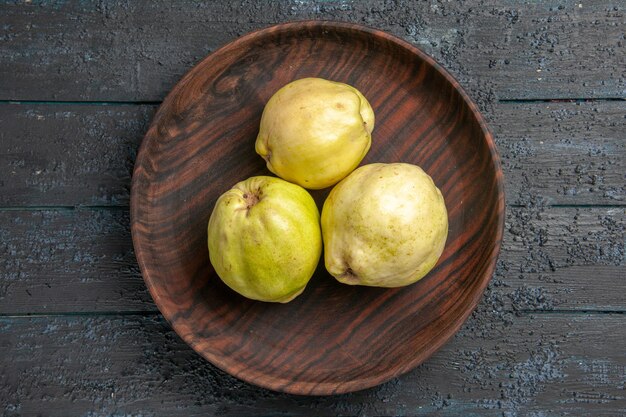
(0, 1), (624, 416)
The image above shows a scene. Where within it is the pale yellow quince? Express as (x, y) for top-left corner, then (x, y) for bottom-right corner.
(321, 163), (448, 287)
(255, 78), (375, 189)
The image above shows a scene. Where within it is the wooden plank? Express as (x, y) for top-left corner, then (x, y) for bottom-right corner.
(0, 206), (622, 314)
(0, 1), (624, 101)
(0, 2), (241, 102)
(0, 313), (624, 416)
(1, 101), (623, 207)
(0, 209), (152, 313)
(492, 101), (625, 206)
(496, 206), (625, 312)
(0, 104), (154, 206)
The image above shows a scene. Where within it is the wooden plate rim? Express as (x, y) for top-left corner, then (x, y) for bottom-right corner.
(130, 20), (506, 395)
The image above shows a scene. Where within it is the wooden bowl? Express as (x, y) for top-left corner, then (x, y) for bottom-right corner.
(131, 21), (504, 395)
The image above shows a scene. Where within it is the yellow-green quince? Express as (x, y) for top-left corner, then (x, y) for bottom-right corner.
(255, 77), (375, 189)
(208, 176), (322, 302)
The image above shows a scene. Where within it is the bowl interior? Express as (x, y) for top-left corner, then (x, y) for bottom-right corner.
(131, 22), (504, 395)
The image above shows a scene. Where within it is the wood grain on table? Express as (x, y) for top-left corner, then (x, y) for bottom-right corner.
(0, 1), (624, 416)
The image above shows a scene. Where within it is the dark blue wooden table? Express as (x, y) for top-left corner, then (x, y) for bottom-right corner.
(0, 1), (624, 416)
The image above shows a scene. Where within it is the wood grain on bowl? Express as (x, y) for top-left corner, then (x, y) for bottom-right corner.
(130, 21), (505, 395)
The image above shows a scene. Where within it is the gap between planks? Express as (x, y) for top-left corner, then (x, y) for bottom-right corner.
(0, 100), (161, 106)
(0, 98), (624, 107)
(0, 205), (129, 211)
(499, 98), (625, 103)
(0, 310), (624, 319)
(516, 309), (626, 315)
(0, 203), (624, 211)
(0, 311), (160, 318)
